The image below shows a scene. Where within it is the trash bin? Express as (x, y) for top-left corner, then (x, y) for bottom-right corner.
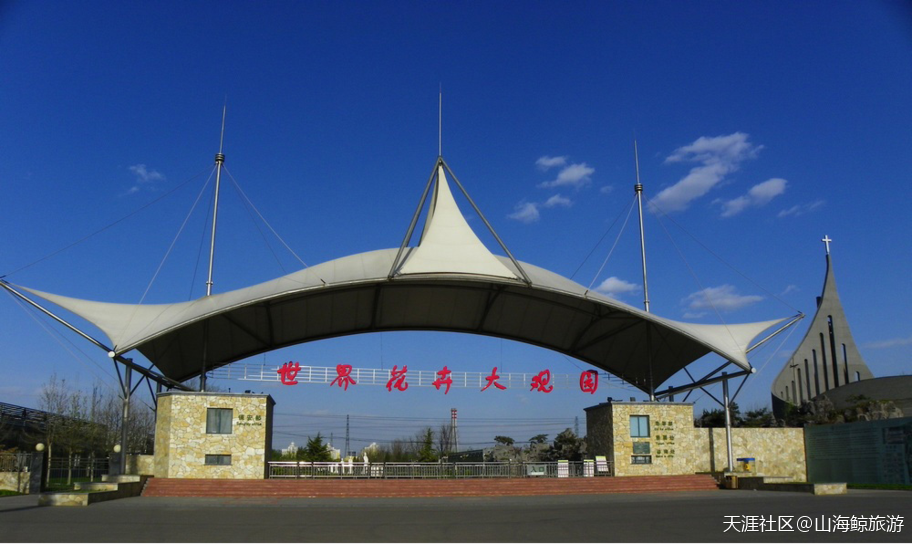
(736, 457), (755, 473)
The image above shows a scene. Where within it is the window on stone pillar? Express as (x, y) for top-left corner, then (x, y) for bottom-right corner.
(629, 415), (650, 438)
(205, 454), (231, 465)
(206, 408), (233, 435)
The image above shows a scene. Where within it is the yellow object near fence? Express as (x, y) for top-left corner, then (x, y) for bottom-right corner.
(736, 457), (755, 473)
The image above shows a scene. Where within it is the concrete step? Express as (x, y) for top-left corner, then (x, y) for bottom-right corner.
(102, 474), (143, 484)
(73, 482), (119, 492)
(144, 475), (719, 498)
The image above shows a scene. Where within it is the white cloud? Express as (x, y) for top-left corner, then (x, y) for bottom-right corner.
(538, 162), (595, 189)
(543, 194), (572, 208)
(665, 133), (762, 165)
(512, 156), (593, 223)
(650, 133), (762, 213)
(780, 284), (800, 296)
(748, 177), (787, 202)
(126, 163), (164, 195)
(600, 185), (614, 195)
(508, 195), (572, 223)
(864, 335), (912, 349)
(535, 155), (567, 171)
(508, 201), (540, 223)
(682, 284), (764, 312)
(129, 164), (164, 183)
(778, 200), (825, 218)
(595, 276), (639, 298)
(720, 178), (788, 217)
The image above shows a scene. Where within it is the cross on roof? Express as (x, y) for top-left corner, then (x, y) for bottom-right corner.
(822, 235), (832, 255)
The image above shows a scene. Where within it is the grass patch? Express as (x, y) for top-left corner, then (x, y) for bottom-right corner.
(45, 477), (106, 492)
(0, 489), (23, 497)
(848, 483), (912, 491)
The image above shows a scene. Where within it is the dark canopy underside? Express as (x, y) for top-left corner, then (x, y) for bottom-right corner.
(141, 277), (711, 389)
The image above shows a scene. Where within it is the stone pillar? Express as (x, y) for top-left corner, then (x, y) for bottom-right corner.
(154, 392), (274, 479)
(28, 450), (46, 494)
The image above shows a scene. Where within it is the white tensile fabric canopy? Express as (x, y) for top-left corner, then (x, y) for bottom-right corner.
(12, 162), (787, 392)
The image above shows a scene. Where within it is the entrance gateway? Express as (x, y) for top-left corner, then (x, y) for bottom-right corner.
(1, 146), (800, 481)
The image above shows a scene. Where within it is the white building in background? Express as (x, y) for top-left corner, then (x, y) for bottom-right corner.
(328, 444), (341, 461)
(282, 442), (299, 457)
(281, 440), (340, 460)
(361, 442), (380, 458)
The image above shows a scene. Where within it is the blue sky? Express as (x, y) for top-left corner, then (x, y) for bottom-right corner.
(1, 1), (910, 451)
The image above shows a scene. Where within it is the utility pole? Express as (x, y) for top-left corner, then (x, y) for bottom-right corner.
(451, 408), (458, 453)
(723, 372), (734, 472)
(345, 415), (351, 458)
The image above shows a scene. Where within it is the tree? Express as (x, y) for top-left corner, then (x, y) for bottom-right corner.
(415, 427), (437, 462)
(0, 411), (18, 452)
(529, 434), (548, 445)
(180, 377), (223, 392)
(36, 375), (157, 458)
(437, 424), (454, 455)
(780, 395), (903, 427)
(389, 439), (408, 461)
(694, 402), (741, 428)
(302, 433), (333, 462)
(38, 374), (92, 462)
(125, 400), (155, 454)
(494, 436), (514, 447)
(741, 406), (776, 428)
(368, 428), (441, 462)
(544, 428), (584, 461)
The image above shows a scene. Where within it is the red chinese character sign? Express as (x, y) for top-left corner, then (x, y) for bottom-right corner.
(387, 365), (409, 392)
(580, 370), (599, 394)
(277, 361), (301, 385)
(530, 369), (553, 393)
(330, 364), (357, 391)
(481, 367), (507, 392)
(270, 362), (607, 395)
(432, 366), (453, 394)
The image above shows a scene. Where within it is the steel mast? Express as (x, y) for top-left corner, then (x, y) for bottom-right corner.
(206, 104), (227, 297)
(634, 140), (650, 313)
(200, 105), (227, 392)
(634, 140), (656, 401)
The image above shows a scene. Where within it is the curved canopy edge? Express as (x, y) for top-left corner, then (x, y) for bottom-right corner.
(16, 249), (787, 392)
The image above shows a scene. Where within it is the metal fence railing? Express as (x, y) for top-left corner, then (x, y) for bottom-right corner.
(0, 453), (31, 473)
(46, 456), (110, 489)
(267, 460), (613, 479)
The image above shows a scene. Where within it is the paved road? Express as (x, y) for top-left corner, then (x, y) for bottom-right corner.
(1, 489), (909, 542)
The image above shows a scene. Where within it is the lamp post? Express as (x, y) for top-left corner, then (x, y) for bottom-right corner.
(31, 443), (46, 493)
(113, 444), (122, 476)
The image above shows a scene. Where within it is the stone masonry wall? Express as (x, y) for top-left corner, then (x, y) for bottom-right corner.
(0, 472), (29, 493)
(126, 454), (154, 476)
(608, 402), (695, 477)
(586, 400), (807, 480)
(584, 403), (613, 462)
(692, 427), (806, 480)
(154, 392), (274, 479)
